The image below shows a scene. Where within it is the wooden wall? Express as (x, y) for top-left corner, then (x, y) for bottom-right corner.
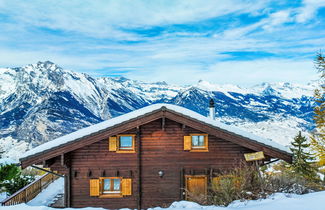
(49, 118), (253, 209)
(68, 127), (138, 209)
(140, 118), (252, 208)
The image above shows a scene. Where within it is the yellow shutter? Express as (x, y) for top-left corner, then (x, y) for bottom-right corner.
(89, 179), (100, 196)
(184, 136), (192, 150)
(121, 178), (132, 196)
(205, 135), (208, 149)
(109, 136), (117, 151)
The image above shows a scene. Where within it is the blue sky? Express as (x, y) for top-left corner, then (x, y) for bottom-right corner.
(0, 0), (325, 85)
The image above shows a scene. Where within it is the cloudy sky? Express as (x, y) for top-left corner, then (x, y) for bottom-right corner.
(0, 0), (324, 85)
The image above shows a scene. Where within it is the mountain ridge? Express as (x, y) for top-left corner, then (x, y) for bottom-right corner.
(0, 61), (316, 160)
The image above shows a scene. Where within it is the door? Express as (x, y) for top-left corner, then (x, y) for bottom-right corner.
(185, 175), (207, 201)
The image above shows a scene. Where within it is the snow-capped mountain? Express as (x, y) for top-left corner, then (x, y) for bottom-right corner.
(0, 61), (317, 159)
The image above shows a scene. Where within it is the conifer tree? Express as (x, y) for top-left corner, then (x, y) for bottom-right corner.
(291, 131), (317, 179)
(310, 52), (325, 171)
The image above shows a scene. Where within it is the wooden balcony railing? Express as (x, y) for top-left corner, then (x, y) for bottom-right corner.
(1, 172), (60, 206)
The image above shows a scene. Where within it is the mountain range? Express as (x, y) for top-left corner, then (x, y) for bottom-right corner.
(0, 61), (317, 160)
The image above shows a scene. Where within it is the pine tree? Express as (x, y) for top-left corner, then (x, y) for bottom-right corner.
(291, 131), (318, 179)
(310, 52), (325, 172)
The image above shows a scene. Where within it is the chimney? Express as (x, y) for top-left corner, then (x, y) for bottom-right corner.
(209, 99), (215, 120)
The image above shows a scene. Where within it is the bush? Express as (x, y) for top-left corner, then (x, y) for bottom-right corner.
(206, 161), (324, 207)
(0, 164), (20, 182)
(185, 190), (208, 205)
(264, 161), (324, 194)
(208, 164), (263, 206)
(0, 164), (35, 196)
(1, 175), (35, 195)
(209, 175), (243, 206)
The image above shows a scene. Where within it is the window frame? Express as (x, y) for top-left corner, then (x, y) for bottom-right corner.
(99, 177), (123, 198)
(190, 133), (208, 152)
(117, 134), (136, 153)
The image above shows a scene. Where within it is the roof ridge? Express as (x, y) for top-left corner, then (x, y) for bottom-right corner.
(20, 103), (291, 161)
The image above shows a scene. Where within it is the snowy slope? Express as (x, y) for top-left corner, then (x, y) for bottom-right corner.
(0, 61), (317, 160)
(151, 192), (325, 210)
(27, 178), (64, 206)
(1, 191), (324, 210)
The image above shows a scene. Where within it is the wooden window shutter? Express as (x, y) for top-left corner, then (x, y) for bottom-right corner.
(109, 136), (117, 151)
(121, 178), (132, 196)
(184, 136), (192, 150)
(89, 179), (100, 196)
(205, 135), (209, 149)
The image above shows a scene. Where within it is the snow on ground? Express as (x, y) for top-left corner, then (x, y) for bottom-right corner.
(27, 177), (64, 206)
(0, 192), (7, 202)
(150, 192), (325, 210)
(0, 191), (324, 210)
(0, 205), (106, 210)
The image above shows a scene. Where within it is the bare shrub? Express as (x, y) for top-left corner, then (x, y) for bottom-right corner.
(207, 161), (324, 207)
(264, 161), (324, 194)
(185, 189), (208, 205)
(208, 164), (262, 206)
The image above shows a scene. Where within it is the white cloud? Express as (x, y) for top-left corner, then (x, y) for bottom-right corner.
(123, 58), (318, 86)
(0, 0), (323, 86)
(262, 10), (293, 30)
(0, 0), (269, 39)
(296, 0), (325, 23)
(0, 24), (322, 86)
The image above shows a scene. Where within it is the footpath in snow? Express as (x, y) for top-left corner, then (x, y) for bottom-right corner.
(0, 190), (324, 210)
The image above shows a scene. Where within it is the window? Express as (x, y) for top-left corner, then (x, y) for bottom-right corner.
(108, 134), (135, 153)
(90, 177), (132, 198)
(103, 178), (121, 194)
(119, 136), (133, 150)
(191, 135), (205, 148)
(184, 134), (208, 152)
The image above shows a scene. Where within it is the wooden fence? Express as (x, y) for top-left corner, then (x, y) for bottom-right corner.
(1, 172), (60, 206)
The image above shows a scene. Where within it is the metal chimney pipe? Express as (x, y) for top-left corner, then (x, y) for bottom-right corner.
(209, 99), (215, 120)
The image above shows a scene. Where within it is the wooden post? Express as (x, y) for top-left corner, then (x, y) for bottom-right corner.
(24, 189), (27, 203)
(61, 154), (65, 167)
(63, 153), (72, 208)
(254, 161), (264, 194)
(67, 167), (71, 207)
(209, 168), (213, 180)
(161, 117), (165, 131)
(64, 175), (68, 207)
(39, 180), (41, 193)
(136, 126), (142, 210)
(180, 168), (184, 200)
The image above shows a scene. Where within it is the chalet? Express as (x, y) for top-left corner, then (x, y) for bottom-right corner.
(19, 101), (292, 209)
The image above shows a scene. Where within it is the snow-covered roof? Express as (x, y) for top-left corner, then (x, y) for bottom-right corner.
(20, 103), (291, 160)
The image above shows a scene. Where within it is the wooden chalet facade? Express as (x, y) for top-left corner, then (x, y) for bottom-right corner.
(20, 103), (292, 209)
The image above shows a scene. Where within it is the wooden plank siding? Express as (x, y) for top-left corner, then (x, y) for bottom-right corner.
(139, 119), (252, 208)
(164, 111), (291, 162)
(69, 127), (138, 209)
